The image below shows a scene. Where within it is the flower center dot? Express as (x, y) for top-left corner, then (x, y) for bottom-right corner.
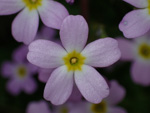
(70, 57), (78, 65)
(91, 101), (107, 113)
(17, 66), (27, 78)
(138, 43), (150, 59)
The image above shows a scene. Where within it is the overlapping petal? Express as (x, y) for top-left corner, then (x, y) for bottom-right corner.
(38, 68), (54, 83)
(38, 0), (69, 29)
(117, 38), (134, 61)
(60, 15), (89, 52)
(81, 38), (121, 67)
(74, 65), (109, 103)
(27, 100), (51, 113)
(106, 80), (126, 105)
(0, 0), (24, 15)
(123, 0), (148, 8)
(119, 9), (150, 38)
(131, 61), (150, 86)
(27, 39), (67, 69)
(12, 8), (39, 44)
(44, 66), (73, 105)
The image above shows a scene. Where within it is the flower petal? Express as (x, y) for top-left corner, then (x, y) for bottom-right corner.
(12, 8), (39, 44)
(23, 78), (37, 94)
(6, 79), (21, 95)
(119, 9), (150, 38)
(12, 45), (28, 63)
(27, 100), (51, 113)
(108, 107), (127, 113)
(38, 0), (69, 29)
(38, 68), (54, 83)
(27, 39), (67, 69)
(106, 80), (126, 105)
(0, 0), (24, 15)
(123, 0), (148, 8)
(66, 0), (75, 4)
(44, 65), (73, 105)
(131, 61), (150, 86)
(1, 62), (14, 78)
(117, 38), (134, 61)
(60, 15), (89, 52)
(81, 38), (121, 67)
(74, 65), (109, 103)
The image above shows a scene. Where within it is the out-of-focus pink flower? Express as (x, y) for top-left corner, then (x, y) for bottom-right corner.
(119, 0), (150, 38)
(1, 45), (38, 95)
(26, 100), (51, 113)
(27, 15), (121, 105)
(66, 0), (74, 4)
(0, 0), (69, 44)
(118, 34), (150, 86)
(70, 80), (126, 113)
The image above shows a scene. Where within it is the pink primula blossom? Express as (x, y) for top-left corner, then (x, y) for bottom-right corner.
(66, 0), (74, 4)
(26, 100), (51, 113)
(1, 45), (37, 95)
(118, 34), (150, 86)
(0, 0), (69, 44)
(27, 15), (121, 105)
(70, 80), (126, 113)
(119, 0), (150, 38)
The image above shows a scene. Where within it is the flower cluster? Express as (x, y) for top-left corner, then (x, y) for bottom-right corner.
(1, 0), (150, 112)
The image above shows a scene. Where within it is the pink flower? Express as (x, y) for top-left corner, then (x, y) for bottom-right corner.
(66, 0), (74, 4)
(0, 0), (69, 44)
(118, 34), (150, 86)
(26, 100), (51, 113)
(27, 15), (121, 105)
(1, 45), (37, 95)
(119, 0), (150, 38)
(70, 80), (126, 113)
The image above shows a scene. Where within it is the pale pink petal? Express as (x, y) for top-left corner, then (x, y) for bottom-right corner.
(123, 0), (148, 8)
(131, 61), (150, 86)
(117, 38), (134, 61)
(106, 80), (126, 105)
(119, 9), (150, 38)
(12, 8), (39, 44)
(27, 100), (51, 113)
(23, 78), (37, 94)
(6, 79), (21, 95)
(27, 39), (67, 68)
(0, 0), (24, 15)
(60, 15), (89, 52)
(75, 65), (109, 103)
(81, 38), (121, 67)
(44, 65), (73, 105)
(38, 0), (69, 29)
(38, 68), (54, 83)
(108, 106), (127, 113)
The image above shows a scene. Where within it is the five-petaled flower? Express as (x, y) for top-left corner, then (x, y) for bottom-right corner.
(118, 34), (150, 86)
(0, 0), (69, 44)
(119, 0), (150, 38)
(27, 15), (121, 105)
(1, 45), (38, 95)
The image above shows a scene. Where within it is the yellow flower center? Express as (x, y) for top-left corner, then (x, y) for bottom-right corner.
(138, 43), (150, 59)
(17, 66), (27, 78)
(60, 107), (69, 113)
(91, 101), (107, 113)
(23, 0), (42, 11)
(148, 0), (150, 14)
(63, 50), (86, 71)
